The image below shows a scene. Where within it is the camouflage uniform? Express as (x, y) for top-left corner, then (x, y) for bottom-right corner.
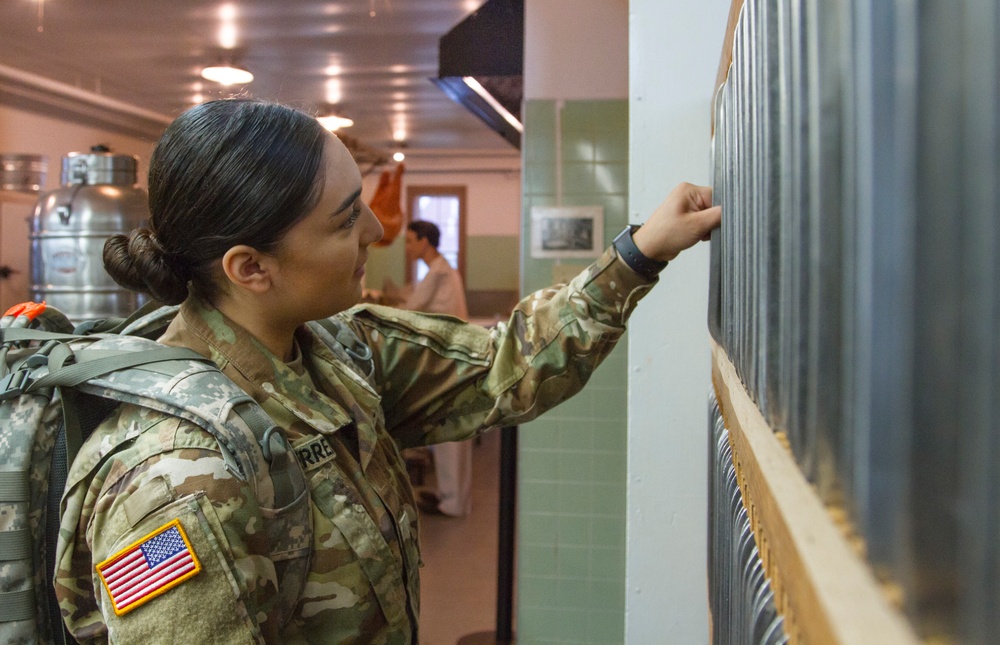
(54, 247), (655, 644)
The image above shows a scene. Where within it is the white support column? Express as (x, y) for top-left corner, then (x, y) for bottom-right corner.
(626, 1), (731, 642)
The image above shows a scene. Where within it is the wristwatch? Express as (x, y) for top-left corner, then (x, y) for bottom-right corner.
(612, 225), (668, 280)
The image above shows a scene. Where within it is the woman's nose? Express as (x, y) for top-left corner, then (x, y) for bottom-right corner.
(362, 204), (384, 245)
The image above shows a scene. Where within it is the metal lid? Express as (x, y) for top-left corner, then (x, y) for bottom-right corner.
(0, 153), (48, 192)
(61, 150), (138, 186)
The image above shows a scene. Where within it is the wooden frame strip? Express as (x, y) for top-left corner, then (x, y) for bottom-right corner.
(711, 340), (919, 645)
(716, 0), (746, 98)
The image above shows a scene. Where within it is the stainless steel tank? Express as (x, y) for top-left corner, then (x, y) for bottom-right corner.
(30, 147), (149, 321)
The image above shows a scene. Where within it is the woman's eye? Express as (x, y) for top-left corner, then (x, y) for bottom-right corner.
(341, 203), (362, 228)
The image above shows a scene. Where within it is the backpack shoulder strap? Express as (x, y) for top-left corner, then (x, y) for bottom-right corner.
(3, 330), (305, 508)
(308, 316), (375, 384)
(116, 303), (180, 338)
(65, 335), (306, 508)
(73, 300), (180, 340)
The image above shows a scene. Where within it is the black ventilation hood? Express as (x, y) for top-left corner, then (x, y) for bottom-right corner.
(432, 0), (523, 149)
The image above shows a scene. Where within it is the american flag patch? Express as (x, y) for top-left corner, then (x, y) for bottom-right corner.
(96, 519), (202, 616)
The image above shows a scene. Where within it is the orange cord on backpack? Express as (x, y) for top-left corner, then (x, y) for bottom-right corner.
(3, 301), (46, 321)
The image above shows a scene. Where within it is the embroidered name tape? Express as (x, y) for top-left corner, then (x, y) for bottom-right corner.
(295, 434), (337, 470)
(96, 519), (202, 616)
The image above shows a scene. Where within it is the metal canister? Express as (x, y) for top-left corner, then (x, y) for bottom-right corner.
(29, 147), (148, 321)
(0, 153), (48, 192)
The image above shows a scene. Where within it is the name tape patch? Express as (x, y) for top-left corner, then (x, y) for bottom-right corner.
(96, 519), (201, 616)
(295, 435), (337, 470)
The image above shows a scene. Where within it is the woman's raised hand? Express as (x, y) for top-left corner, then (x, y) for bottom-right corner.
(632, 183), (721, 263)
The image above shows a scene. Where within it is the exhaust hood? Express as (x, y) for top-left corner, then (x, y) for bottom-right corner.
(432, 0), (523, 149)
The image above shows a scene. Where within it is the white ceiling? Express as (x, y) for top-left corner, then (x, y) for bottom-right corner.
(0, 0), (516, 153)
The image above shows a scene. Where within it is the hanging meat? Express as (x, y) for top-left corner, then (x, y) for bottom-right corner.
(368, 163), (405, 247)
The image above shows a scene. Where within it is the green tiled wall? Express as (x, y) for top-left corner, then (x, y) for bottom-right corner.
(466, 235), (519, 291)
(518, 99), (629, 645)
(364, 233), (518, 293)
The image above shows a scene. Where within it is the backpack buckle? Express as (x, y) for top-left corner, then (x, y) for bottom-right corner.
(0, 369), (32, 400)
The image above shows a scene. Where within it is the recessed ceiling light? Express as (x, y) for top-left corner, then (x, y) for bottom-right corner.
(218, 24), (238, 50)
(393, 151), (406, 162)
(317, 114), (355, 131)
(201, 65), (254, 86)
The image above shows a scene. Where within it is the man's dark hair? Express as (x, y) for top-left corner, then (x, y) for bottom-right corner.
(408, 220), (441, 249)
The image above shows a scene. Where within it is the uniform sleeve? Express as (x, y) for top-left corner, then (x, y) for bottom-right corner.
(351, 246), (656, 448)
(55, 408), (275, 644)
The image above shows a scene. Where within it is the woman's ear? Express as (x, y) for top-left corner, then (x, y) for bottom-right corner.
(221, 245), (273, 294)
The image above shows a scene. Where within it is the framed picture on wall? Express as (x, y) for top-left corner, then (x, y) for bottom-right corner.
(529, 205), (604, 259)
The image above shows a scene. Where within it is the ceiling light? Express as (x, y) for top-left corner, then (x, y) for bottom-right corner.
(201, 64), (254, 86)
(317, 114), (355, 131)
(393, 151), (406, 162)
(218, 24), (238, 49)
(325, 78), (343, 104)
(218, 4), (239, 48)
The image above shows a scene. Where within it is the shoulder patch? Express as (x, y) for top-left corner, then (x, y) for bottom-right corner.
(96, 519), (202, 616)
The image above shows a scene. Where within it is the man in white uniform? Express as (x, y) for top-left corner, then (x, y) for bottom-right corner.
(404, 220), (473, 517)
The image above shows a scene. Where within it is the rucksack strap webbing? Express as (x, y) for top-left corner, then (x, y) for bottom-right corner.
(60, 389), (86, 481)
(0, 328), (85, 345)
(0, 470), (31, 565)
(233, 403), (301, 508)
(71, 299), (164, 336)
(0, 471), (30, 587)
(28, 348), (213, 392)
(0, 471), (28, 502)
(0, 589), (34, 622)
(0, 529), (31, 561)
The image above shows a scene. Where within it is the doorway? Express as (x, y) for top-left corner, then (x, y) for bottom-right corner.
(405, 185), (467, 283)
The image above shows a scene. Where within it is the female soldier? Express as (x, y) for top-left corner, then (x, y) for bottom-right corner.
(55, 98), (720, 644)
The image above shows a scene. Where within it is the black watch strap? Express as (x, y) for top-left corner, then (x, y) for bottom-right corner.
(612, 225), (668, 280)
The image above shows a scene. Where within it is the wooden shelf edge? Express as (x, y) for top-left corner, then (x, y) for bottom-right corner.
(0, 190), (41, 206)
(710, 339), (920, 645)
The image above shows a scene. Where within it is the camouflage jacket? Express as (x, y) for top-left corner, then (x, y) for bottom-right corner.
(54, 247), (655, 644)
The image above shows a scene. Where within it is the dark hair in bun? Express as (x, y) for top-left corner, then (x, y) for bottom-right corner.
(103, 98), (327, 304)
(102, 228), (190, 304)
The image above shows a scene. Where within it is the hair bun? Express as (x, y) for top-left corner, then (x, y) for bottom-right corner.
(103, 228), (190, 305)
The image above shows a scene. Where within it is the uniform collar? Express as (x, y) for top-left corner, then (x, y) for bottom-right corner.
(162, 298), (355, 440)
